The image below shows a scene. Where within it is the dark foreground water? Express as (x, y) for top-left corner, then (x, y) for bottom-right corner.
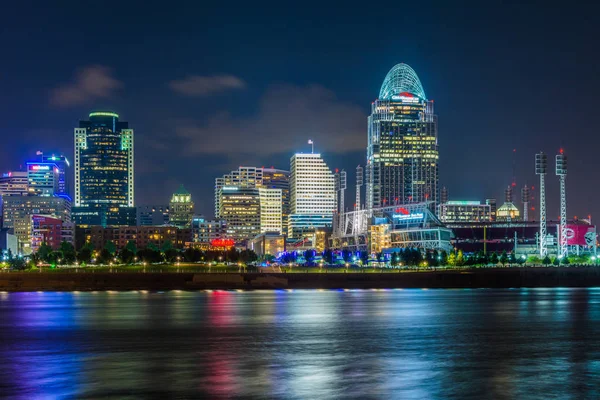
(1, 289), (599, 399)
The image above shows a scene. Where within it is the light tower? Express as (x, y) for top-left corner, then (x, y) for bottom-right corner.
(556, 150), (568, 259)
(355, 165), (363, 210)
(339, 170), (346, 214)
(535, 152), (547, 257)
(521, 185), (530, 222)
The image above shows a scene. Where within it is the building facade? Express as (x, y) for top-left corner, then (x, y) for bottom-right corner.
(215, 166), (264, 218)
(30, 215), (75, 253)
(0, 172), (29, 197)
(191, 217), (227, 245)
(41, 154), (70, 196)
(437, 201), (491, 223)
(219, 187), (261, 244)
(27, 162), (59, 196)
(366, 63), (438, 210)
(261, 168), (290, 235)
(137, 205), (170, 226)
(85, 226), (192, 251)
(288, 153), (336, 238)
(250, 232), (286, 257)
(169, 185), (194, 228)
(259, 187), (283, 234)
(2, 195), (71, 253)
(73, 111), (135, 227)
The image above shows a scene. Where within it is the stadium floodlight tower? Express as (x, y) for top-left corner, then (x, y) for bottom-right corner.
(556, 150), (568, 259)
(535, 152), (548, 257)
(355, 165), (363, 211)
(521, 185), (530, 222)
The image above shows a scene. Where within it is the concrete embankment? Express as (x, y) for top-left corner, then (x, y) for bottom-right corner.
(2, 268), (600, 291)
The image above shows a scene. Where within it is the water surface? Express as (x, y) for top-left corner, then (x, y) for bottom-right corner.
(0, 289), (599, 399)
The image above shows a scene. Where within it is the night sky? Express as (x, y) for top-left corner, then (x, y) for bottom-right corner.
(1, 2), (599, 220)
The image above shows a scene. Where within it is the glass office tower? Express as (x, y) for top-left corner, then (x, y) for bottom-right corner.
(72, 111), (135, 227)
(366, 63), (438, 209)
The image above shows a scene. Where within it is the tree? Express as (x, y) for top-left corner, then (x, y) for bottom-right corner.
(184, 248), (202, 263)
(342, 250), (352, 263)
(9, 256), (26, 270)
(440, 250), (448, 266)
(161, 240), (173, 253)
(359, 251), (369, 266)
(490, 253), (499, 264)
(104, 241), (117, 256)
(165, 248), (179, 263)
(119, 248), (135, 264)
(98, 249), (113, 264)
(304, 249), (315, 265)
(390, 251), (399, 267)
(563, 257), (570, 265)
(59, 241), (76, 264)
(447, 252), (456, 266)
(553, 257), (560, 266)
(37, 242), (53, 263)
(456, 250), (465, 266)
(125, 240), (138, 255)
(500, 251), (508, 266)
(542, 255), (551, 266)
(77, 247), (92, 264)
(509, 253), (517, 265)
(322, 249), (334, 265)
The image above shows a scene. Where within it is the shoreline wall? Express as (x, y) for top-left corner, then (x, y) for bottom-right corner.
(2, 268), (600, 291)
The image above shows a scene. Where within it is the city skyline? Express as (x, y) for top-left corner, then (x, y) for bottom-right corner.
(1, 3), (598, 219)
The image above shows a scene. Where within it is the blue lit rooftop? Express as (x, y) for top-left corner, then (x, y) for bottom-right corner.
(379, 63), (426, 100)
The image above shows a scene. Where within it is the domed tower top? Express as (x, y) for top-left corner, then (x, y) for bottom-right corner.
(379, 63), (426, 100)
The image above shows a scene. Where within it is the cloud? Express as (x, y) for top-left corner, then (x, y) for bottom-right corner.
(169, 75), (246, 96)
(50, 65), (122, 108)
(173, 83), (367, 155)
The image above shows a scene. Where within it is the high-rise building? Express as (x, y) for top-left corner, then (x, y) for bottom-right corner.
(169, 185), (194, 228)
(137, 205), (170, 226)
(437, 201), (491, 223)
(261, 168), (290, 235)
(215, 166), (263, 218)
(219, 186), (261, 244)
(72, 111), (135, 227)
(259, 187), (282, 234)
(41, 154), (70, 195)
(27, 162), (59, 196)
(288, 153), (336, 238)
(366, 63), (438, 209)
(0, 172), (29, 197)
(2, 195), (71, 253)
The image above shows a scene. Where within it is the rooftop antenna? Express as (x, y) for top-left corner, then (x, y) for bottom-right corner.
(512, 148), (517, 188)
(308, 139), (314, 154)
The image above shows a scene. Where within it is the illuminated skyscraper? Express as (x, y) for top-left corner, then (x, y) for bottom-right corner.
(41, 153), (70, 196)
(169, 185), (194, 228)
(72, 111), (135, 227)
(26, 162), (59, 196)
(366, 63), (438, 209)
(288, 153), (336, 238)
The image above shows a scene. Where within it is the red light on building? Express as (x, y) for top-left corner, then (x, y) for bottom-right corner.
(210, 238), (235, 249)
(395, 207), (409, 215)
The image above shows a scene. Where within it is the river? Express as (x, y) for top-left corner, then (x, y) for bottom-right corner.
(0, 289), (599, 399)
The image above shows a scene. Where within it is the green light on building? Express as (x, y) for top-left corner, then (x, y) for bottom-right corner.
(89, 112), (119, 119)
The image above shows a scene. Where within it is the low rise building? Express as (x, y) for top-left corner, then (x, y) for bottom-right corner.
(437, 201), (491, 223)
(250, 232), (286, 257)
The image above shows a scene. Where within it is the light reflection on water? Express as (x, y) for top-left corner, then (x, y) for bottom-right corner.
(0, 289), (599, 398)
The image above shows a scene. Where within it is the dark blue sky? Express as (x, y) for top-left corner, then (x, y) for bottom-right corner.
(1, 1), (599, 219)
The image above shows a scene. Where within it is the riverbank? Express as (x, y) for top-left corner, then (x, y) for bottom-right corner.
(2, 267), (600, 291)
